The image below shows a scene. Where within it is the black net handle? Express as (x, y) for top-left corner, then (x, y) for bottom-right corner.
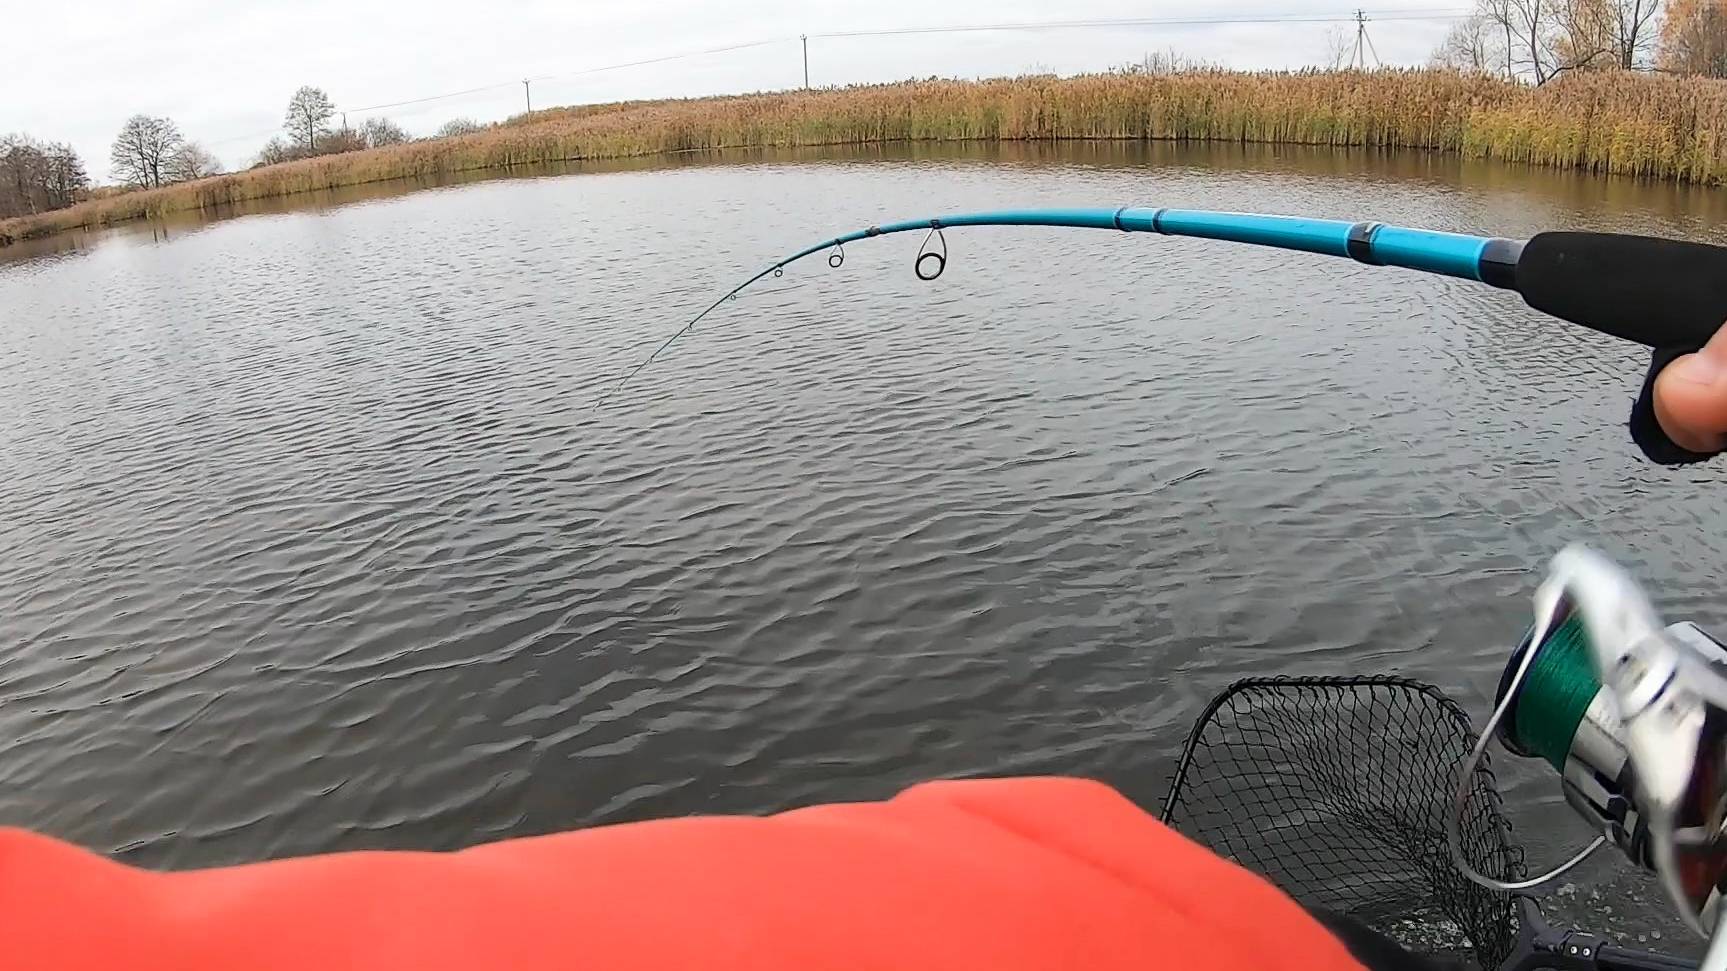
(1504, 900), (1699, 971)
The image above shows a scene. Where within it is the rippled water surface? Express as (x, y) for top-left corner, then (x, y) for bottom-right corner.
(3, 143), (1726, 939)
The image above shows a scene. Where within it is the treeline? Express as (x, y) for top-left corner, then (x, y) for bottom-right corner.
(255, 87), (406, 165)
(1432, 0), (1725, 80)
(1, 114), (221, 222)
(253, 86), (487, 166)
(2, 84), (479, 224)
(0, 135), (88, 219)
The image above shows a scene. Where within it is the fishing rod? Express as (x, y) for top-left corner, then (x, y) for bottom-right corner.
(606, 206), (1727, 401)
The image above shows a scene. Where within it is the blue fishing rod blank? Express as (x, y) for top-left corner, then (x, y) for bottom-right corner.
(605, 206), (1727, 402)
(782, 208), (1524, 288)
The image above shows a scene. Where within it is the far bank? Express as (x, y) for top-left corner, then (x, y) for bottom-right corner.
(5, 69), (1725, 247)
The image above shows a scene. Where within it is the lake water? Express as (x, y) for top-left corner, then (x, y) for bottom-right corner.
(2, 142), (1724, 949)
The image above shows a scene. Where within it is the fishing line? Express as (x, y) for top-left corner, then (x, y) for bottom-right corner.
(1449, 586), (1609, 892)
(599, 263), (790, 405)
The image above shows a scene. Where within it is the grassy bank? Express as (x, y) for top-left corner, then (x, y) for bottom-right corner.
(6, 69), (1726, 246)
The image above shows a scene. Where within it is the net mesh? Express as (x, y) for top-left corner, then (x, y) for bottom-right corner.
(1159, 676), (1527, 970)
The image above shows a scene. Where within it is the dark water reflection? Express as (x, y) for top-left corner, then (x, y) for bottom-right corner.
(1, 141), (1723, 947)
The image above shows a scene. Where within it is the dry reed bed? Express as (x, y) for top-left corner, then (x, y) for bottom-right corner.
(5, 69), (1724, 246)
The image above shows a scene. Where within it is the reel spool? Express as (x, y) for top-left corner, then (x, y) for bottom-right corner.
(1487, 559), (1727, 937)
(1494, 607), (1662, 868)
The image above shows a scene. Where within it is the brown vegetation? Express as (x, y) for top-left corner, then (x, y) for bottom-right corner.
(5, 69), (1727, 246)
(1662, 0), (1727, 76)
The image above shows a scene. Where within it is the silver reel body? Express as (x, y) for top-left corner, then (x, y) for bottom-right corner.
(1459, 546), (1727, 943)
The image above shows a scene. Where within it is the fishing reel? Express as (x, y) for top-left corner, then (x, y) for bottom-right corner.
(1455, 545), (1727, 945)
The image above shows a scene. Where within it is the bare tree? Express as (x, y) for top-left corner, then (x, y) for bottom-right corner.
(110, 115), (184, 189)
(1512, 0), (1558, 82)
(1479, 0), (1520, 77)
(1469, 0), (1567, 81)
(1553, 0), (1619, 73)
(1537, 0), (1663, 76)
(167, 142), (222, 182)
(0, 135), (45, 217)
(435, 118), (485, 138)
(361, 117), (410, 148)
(1662, 0), (1727, 75)
(2, 136), (91, 217)
(40, 143), (88, 209)
(254, 137), (296, 168)
(1323, 25), (1355, 68)
(319, 126), (368, 154)
(1606, 0), (1663, 68)
(1434, 14), (1500, 71)
(1468, 0), (1661, 80)
(284, 86), (336, 154)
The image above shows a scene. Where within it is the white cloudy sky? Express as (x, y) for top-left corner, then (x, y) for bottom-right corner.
(6, 1), (1464, 178)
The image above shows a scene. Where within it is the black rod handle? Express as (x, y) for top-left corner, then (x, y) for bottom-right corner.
(1516, 232), (1727, 349)
(1596, 943), (1698, 971)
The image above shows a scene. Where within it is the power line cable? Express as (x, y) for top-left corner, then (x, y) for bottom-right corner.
(332, 10), (1475, 121)
(348, 81), (522, 115)
(528, 37), (795, 84)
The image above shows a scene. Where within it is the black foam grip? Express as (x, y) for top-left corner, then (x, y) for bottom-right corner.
(1518, 231), (1727, 349)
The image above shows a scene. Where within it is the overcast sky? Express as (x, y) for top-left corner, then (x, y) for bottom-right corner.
(6, 1), (1464, 178)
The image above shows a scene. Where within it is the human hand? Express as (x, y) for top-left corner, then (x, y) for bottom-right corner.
(1654, 324), (1727, 455)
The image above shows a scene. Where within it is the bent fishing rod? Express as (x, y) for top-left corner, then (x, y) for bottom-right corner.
(607, 206), (1727, 400)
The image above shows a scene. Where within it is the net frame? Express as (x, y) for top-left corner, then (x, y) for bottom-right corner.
(1160, 675), (1527, 970)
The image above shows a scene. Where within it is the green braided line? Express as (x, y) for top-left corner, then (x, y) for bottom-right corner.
(1512, 614), (1601, 773)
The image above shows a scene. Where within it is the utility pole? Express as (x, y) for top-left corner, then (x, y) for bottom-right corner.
(802, 34), (809, 89)
(523, 79), (533, 114)
(1351, 10), (1380, 70)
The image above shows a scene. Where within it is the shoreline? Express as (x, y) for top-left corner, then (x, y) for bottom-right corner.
(6, 69), (1725, 248)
